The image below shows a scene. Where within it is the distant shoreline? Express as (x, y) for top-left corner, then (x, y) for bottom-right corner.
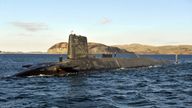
(0, 53), (192, 55)
(2, 43), (192, 55)
(0, 52), (47, 54)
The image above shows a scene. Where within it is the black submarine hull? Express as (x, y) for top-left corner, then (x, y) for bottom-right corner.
(14, 58), (168, 77)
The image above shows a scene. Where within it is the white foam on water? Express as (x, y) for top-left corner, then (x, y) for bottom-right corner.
(148, 65), (162, 68)
(27, 74), (54, 77)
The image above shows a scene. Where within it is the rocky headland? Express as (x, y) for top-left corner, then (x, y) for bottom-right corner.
(48, 42), (133, 54)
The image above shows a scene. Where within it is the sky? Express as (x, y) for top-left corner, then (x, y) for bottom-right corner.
(0, 0), (192, 52)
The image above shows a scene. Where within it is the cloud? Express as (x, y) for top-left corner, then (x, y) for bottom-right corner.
(11, 22), (48, 32)
(100, 17), (111, 25)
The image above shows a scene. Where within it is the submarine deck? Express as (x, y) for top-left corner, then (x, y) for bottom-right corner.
(15, 57), (168, 77)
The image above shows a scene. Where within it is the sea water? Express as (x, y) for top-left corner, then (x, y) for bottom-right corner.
(0, 54), (192, 108)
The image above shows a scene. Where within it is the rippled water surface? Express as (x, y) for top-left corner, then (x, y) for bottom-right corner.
(0, 54), (192, 108)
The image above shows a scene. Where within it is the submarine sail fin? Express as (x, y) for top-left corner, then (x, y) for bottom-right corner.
(67, 34), (88, 59)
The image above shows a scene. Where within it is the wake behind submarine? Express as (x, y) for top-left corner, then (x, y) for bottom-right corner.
(15, 34), (169, 77)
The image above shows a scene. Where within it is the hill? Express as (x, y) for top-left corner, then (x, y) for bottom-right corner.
(48, 42), (133, 54)
(114, 44), (192, 54)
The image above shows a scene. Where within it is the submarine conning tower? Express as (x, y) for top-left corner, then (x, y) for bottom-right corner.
(67, 34), (88, 59)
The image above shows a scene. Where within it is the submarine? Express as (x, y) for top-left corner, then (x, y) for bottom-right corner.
(14, 34), (168, 77)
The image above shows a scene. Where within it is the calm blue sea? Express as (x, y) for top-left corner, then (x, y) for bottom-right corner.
(0, 54), (192, 108)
